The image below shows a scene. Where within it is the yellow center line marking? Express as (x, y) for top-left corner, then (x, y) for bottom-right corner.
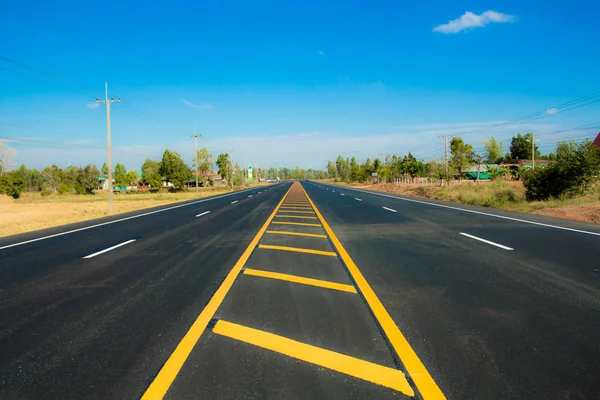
(275, 215), (318, 219)
(279, 206), (313, 209)
(265, 230), (327, 238)
(271, 221), (322, 227)
(213, 320), (413, 396)
(283, 203), (311, 206)
(273, 210), (315, 214)
(258, 244), (337, 257)
(140, 185), (294, 399)
(300, 183), (446, 399)
(243, 268), (356, 293)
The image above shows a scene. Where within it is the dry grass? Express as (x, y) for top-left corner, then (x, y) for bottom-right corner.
(0, 186), (242, 237)
(328, 179), (600, 224)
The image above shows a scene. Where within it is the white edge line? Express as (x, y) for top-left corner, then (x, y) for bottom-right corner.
(321, 184), (600, 237)
(231, 200), (239, 204)
(195, 211), (211, 218)
(383, 207), (397, 213)
(0, 186), (260, 251)
(83, 239), (136, 259)
(341, 193), (346, 196)
(459, 233), (514, 251)
(355, 198), (362, 201)
(248, 195), (253, 197)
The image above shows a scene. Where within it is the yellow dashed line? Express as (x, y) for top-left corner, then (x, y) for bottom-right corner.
(275, 215), (318, 220)
(274, 210), (315, 214)
(213, 320), (414, 396)
(266, 230), (327, 238)
(271, 221), (322, 227)
(300, 183), (446, 399)
(258, 244), (337, 257)
(243, 268), (356, 293)
(140, 185), (293, 399)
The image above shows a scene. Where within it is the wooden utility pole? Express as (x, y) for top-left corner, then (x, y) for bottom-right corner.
(191, 131), (202, 197)
(531, 132), (536, 170)
(96, 83), (121, 214)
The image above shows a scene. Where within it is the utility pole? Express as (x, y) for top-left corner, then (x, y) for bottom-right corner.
(439, 136), (449, 186)
(191, 131), (202, 197)
(96, 82), (121, 214)
(527, 132), (539, 170)
(531, 132), (536, 170)
(244, 153), (247, 185)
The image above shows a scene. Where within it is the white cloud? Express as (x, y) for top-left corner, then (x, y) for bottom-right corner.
(433, 10), (515, 34)
(318, 50), (325, 56)
(87, 103), (100, 109)
(545, 108), (558, 115)
(181, 99), (213, 110)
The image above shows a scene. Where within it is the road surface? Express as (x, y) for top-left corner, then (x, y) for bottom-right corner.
(1, 181), (599, 399)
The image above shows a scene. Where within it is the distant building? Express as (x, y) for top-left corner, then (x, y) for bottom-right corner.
(502, 159), (550, 168)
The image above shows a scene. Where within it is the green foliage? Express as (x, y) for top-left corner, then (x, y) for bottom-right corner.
(141, 159), (162, 188)
(327, 161), (336, 178)
(483, 136), (503, 164)
(450, 137), (474, 178)
(0, 171), (26, 198)
(194, 148), (214, 183)
(510, 133), (540, 160)
(76, 164), (100, 194)
(113, 163), (128, 186)
(159, 150), (192, 189)
(57, 184), (73, 195)
(101, 162), (108, 175)
(216, 153), (233, 184)
(126, 170), (138, 186)
(523, 141), (600, 200)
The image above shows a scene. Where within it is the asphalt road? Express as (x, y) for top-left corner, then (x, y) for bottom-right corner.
(1, 180), (599, 399)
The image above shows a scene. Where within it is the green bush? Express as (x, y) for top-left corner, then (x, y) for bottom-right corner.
(0, 172), (25, 199)
(523, 141), (600, 201)
(57, 184), (73, 195)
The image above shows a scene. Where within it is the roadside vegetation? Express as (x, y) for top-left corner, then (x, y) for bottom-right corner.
(326, 133), (600, 223)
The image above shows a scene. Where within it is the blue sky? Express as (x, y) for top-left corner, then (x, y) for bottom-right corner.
(1, 0), (599, 170)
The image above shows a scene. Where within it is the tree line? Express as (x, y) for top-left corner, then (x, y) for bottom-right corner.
(326, 133), (600, 201)
(0, 141), (329, 198)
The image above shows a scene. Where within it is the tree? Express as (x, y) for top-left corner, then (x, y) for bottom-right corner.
(76, 165), (100, 194)
(450, 137), (474, 179)
(0, 171), (25, 198)
(335, 156), (348, 181)
(194, 148), (214, 183)
(16, 164), (42, 191)
(41, 164), (63, 192)
(327, 161), (336, 178)
(113, 163), (128, 186)
(159, 150), (191, 189)
(141, 159), (162, 189)
(127, 170), (139, 186)
(101, 162), (108, 175)
(524, 140), (600, 200)
(510, 133), (540, 160)
(483, 136), (503, 164)
(0, 140), (17, 176)
(556, 140), (578, 161)
(216, 153), (233, 185)
(349, 157), (360, 181)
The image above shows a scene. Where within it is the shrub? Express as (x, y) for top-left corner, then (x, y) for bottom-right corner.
(523, 141), (600, 201)
(0, 172), (25, 199)
(57, 184), (73, 195)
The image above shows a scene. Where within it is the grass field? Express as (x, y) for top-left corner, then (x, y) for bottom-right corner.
(0, 186), (240, 237)
(329, 179), (600, 224)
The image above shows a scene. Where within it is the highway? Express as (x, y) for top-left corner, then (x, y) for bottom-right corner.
(1, 180), (599, 399)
